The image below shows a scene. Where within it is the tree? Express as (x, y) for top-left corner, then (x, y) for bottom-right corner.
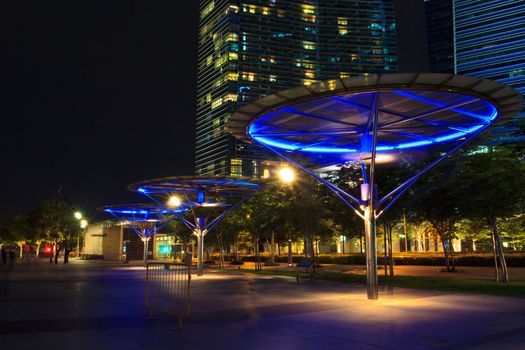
(411, 164), (462, 272)
(31, 198), (80, 264)
(454, 146), (525, 282)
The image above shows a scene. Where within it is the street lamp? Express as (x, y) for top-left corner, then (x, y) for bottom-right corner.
(167, 196), (181, 208)
(74, 211), (86, 259)
(279, 167), (295, 183)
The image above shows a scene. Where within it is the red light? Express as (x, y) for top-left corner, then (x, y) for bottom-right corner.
(45, 247), (52, 253)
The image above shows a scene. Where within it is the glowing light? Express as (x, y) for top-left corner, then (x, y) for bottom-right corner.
(167, 196), (181, 207)
(247, 90), (498, 154)
(80, 219), (88, 229)
(74, 211), (82, 220)
(279, 167), (295, 183)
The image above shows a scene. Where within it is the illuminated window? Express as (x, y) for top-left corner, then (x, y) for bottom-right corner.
(227, 5), (239, 14)
(301, 15), (316, 22)
(304, 71), (315, 79)
(227, 72), (238, 81)
(228, 52), (238, 60)
(339, 29), (348, 35)
(248, 5), (256, 13)
(260, 57), (267, 62)
(303, 41), (316, 50)
(302, 4), (316, 14)
(205, 94), (212, 103)
(211, 98), (222, 109)
(269, 75), (277, 82)
(270, 57), (276, 64)
(206, 55), (213, 66)
(214, 55), (228, 68)
(303, 62), (315, 69)
(230, 159), (242, 177)
(302, 79), (317, 85)
(263, 168), (270, 178)
(337, 17), (347, 25)
(242, 72), (256, 81)
(261, 7), (270, 15)
(201, 1), (215, 19)
(340, 72), (350, 79)
(225, 32), (238, 42)
(223, 93), (237, 102)
(350, 54), (358, 62)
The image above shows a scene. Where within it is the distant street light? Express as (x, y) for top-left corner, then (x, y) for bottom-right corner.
(279, 167), (295, 183)
(167, 196), (181, 207)
(74, 211), (87, 258)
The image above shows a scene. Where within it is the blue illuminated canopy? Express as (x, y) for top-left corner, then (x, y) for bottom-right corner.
(100, 204), (185, 224)
(227, 73), (522, 164)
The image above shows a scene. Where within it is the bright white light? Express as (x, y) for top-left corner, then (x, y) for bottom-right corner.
(74, 211), (82, 220)
(279, 167), (295, 183)
(167, 196), (181, 207)
(80, 219), (88, 229)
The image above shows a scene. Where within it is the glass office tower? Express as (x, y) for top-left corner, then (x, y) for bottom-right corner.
(196, 0), (398, 176)
(454, 0), (525, 123)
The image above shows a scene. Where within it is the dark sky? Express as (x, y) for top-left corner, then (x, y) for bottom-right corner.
(1, 1), (200, 220)
(0, 1), (426, 221)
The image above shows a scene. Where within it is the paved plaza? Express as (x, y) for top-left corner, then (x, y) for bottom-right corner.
(0, 261), (524, 349)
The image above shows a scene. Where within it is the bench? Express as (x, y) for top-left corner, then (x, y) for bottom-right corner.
(296, 259), (316, 282)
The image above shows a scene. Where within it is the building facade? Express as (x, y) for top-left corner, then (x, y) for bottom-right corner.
(196, 0), (398, 176)
(425, 0), (524, 139)
(454, 0), (525, 133)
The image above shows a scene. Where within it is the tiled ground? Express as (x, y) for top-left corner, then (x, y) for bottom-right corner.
(0, 261), (524, 349)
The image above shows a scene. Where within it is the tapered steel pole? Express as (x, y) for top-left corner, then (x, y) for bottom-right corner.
(364, 204), (378, 299)
(142, 229), (149, 267)
(196, 217), (205, 276)
(365, 92), (379, 300)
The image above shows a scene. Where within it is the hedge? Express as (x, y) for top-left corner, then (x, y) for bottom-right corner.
(211, 253), (525, 267)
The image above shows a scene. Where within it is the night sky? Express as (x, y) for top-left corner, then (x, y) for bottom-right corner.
(0, 1), (425, 221)
(1, 1), (200, 220)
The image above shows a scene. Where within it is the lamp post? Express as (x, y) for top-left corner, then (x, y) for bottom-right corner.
(74, 211), (87, 259)
(279, 166), (295, 267)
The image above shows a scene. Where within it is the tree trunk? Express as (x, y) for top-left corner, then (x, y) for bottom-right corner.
(36, 242), (41, 258)
(270, 232), (275, 263)
(491, 231), (499, 282)
(439, 233), (451, 271)
(449, 238), (456, 271)
(255, 237), (261, 271)
(489, 218), (508, 282)
(383, 224), (388, 276)
(388, 227), (394, 276)
(64, 248), (71, 264)
(54, 244), (60, 264)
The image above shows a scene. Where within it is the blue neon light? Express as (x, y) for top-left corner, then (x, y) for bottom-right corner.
(248, 90), (498, 154)
(392, 91), (498, 121)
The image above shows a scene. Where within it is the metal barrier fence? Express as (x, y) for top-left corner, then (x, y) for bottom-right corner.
(145, 262), (191, 329)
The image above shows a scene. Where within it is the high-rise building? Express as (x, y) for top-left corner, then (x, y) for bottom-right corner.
(425, 0), (524, 135)
(423, 0), (454, 73)
(453, 0), (525, 123)
(196, 0), (398, 176)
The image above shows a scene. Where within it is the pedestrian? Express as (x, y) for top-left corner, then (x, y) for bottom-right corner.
(8, 249), (15, 264)
(0, 247), (6, 264)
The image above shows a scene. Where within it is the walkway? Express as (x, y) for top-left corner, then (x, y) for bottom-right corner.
(0, 261), (524, 349)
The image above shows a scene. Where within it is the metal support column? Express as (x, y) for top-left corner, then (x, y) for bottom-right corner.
(365, 92), (379, 300)
(142, 230), (150, 267)
(363, 205), (378, 299)
(195, 217), (205, 276)
(288, 239), (292, 267)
